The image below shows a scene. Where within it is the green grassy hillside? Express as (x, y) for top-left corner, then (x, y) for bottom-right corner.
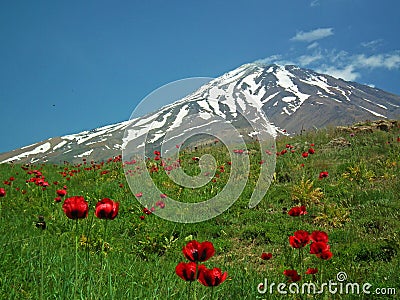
(0, 121), (399, 299)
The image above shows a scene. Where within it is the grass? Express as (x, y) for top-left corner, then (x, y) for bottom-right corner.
(0, 122), (399, 299)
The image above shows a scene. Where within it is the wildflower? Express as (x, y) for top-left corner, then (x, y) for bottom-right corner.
(95, 198), (119, 220)
(0, 188), (5, 197)
(260, 252), (273, 260)
(308, 148), (315, 154)
(319, 171), (329, 179)
(302, 152), (309, 158)
(175, 262), (198, 282)
(310, 230), (328, 243)
(318, 250), (333, 260)
(182, 240), (215, 263)
(310, 242), (330, 255)
(56, 189), (67, 197)
(197, 265), (227, 287)
(62, 196), (89, 219)
(283, 269), (301, 282)
(288, 205), (307, 216)
(306, 268), (318, 275)
(289, 230), (310, 248)
(156, 200), (165, 208)
(143, 207), (152, 215)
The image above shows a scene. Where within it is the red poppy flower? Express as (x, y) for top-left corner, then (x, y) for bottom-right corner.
(306, 268), (318, 275)
(197, 265), (227, 287)
(175, 262), (198, 282)
(318, 250), (333, 260)
(308, 148), (315, 154)
(319, 171), (329, 179)
(283, 269), (301, 282)
(56, 189), (67, 197)
(310, 230), (329, 243)
(302, 152), (309, 158)
(154, 150), (161, 156)
(310, 242), (330, 255)
(261, 252), (273, 260)
(156, 200), (165, 208)
(95, 198), (119, 220)
(289, 230), (310, 248)
(182, 240), (215, 262)
(143, 207), (152, 215)
(0, 188), (5, 197)
(62, 196), (89, 219)
(54, 196), (62, 202)
(288, 205), (307, 216)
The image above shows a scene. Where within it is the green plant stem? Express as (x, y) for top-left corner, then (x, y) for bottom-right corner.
(187, 281), (192, 300)
(107, 258), (114, 300)
(74, 219), (79, 300)
(40, 233), (44, 300)
(104, 219), (114, 299)
(319, 260), (323, 283)
(193, 263), (198, 300)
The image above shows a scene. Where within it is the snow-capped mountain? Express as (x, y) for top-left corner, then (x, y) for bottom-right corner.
(1, 63), (400, 164)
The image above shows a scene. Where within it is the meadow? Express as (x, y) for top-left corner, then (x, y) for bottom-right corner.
(0, 121), (399, 299)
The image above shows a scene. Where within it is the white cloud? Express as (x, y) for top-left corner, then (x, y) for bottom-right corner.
(307, 42), (319, 50)
(254, 47), (400, 84)
(315, 65), (360, 81)
(310, 0), (320, 7)
(291, 28), (334, 43)
(298, 53), (323, 65)
(361, 39), (383, 50)
(355, 53), (400, 70)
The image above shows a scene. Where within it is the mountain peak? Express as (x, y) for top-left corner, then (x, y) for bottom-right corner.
(1, 64), (400, 164)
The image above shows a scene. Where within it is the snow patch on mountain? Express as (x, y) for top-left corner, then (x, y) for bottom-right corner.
(358, 106), (386, 118)
(2, 142), (51, 163)
(74, 149), (94, 158)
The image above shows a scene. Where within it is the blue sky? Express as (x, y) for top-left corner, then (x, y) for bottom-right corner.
(1, 0), (400, 153)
